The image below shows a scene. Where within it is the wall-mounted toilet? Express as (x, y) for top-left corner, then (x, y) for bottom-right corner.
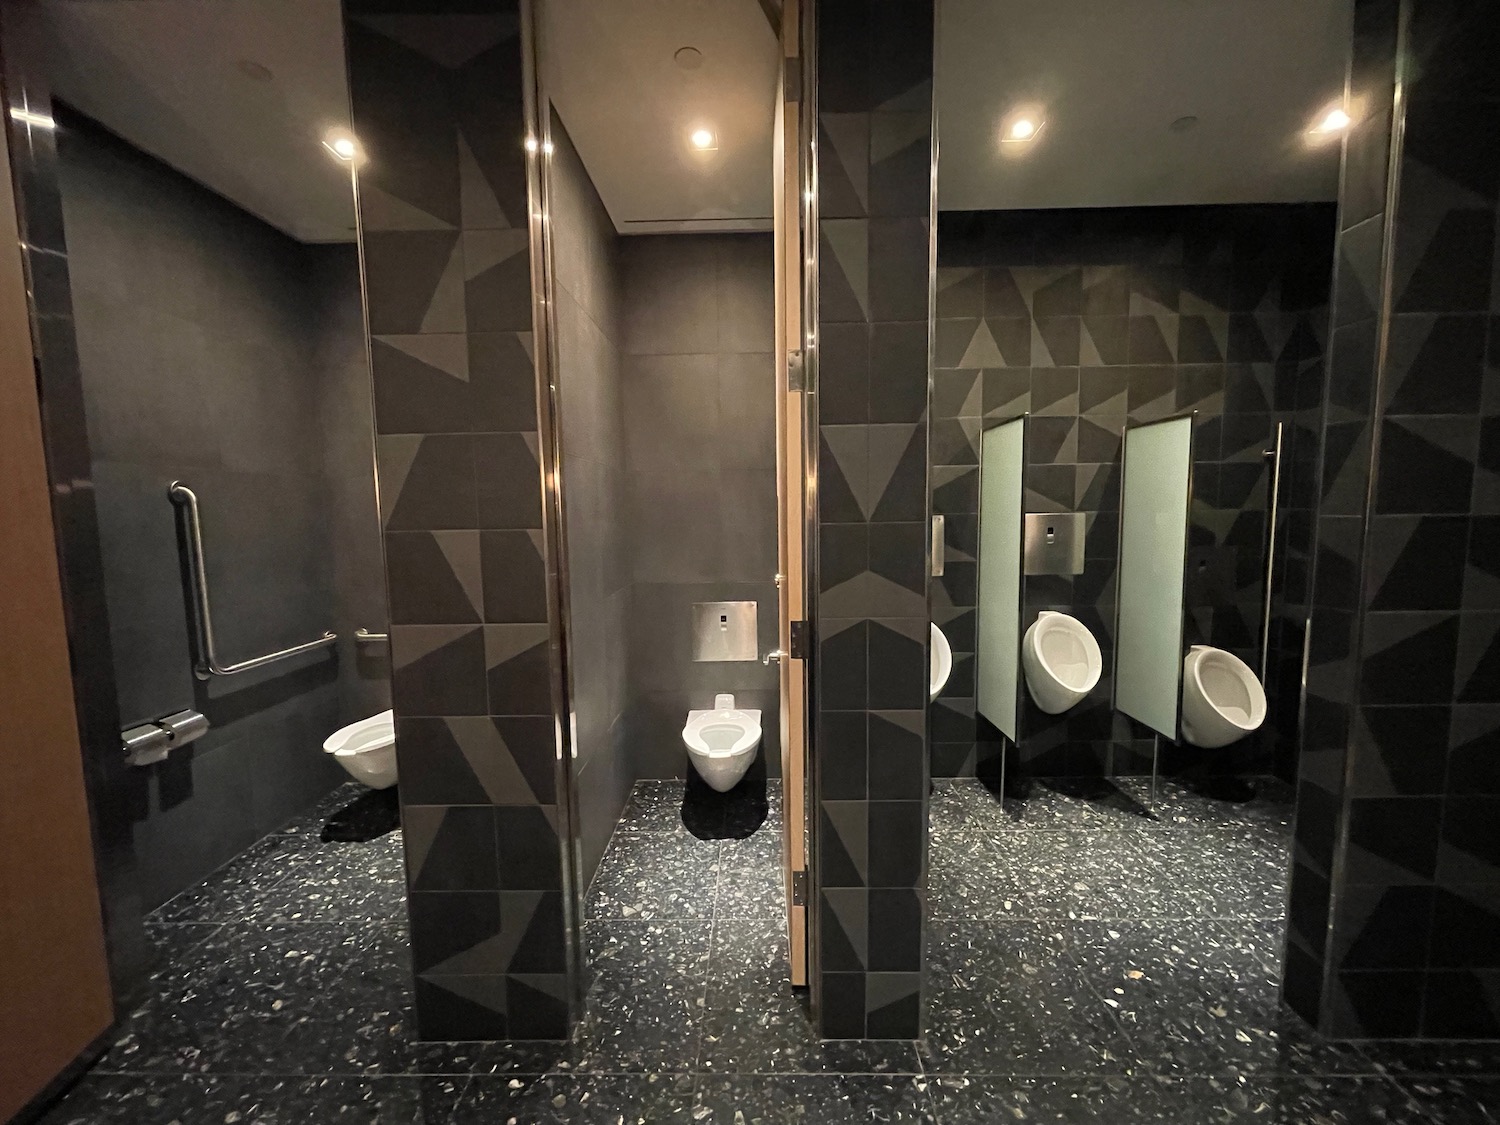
(323, 710), (397, 789)
(1021, 611), (1102, 714)
(1180, 645), (1266, 748)
(683, 694), (762, 792)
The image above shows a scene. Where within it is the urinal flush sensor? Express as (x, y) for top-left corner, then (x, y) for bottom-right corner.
(1023, 512), (1085, 575)
(692, 601), (758, 662)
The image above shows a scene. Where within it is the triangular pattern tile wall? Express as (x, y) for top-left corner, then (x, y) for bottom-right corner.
(1288, 0), (1500, 1042)
(930, 202), (1335, 785)
(814, 0), (934, 1041)
(346, 0), (567, 1042)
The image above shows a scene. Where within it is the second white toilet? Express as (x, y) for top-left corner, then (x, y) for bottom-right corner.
(683, 694), (762, 792)
(1180, 645), (1266, 748)
(1021, 611), (1102, 713)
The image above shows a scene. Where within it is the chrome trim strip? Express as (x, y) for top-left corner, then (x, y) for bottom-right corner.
(1259, 420), (1284, 683)
(519, 0), (588, 1027)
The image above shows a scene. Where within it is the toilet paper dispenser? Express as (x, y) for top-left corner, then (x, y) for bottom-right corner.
(123, 709), (210, 767)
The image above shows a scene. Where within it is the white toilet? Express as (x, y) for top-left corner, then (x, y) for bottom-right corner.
(1180, 645), (1266, 748)
(323, 710), (398, 789)
(1021, 611), (1102, 714)
(683, 694), (762, 792)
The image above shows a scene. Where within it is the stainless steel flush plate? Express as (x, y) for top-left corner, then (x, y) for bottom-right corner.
(1023, 512), (1085, 576)
(692, 601), (758, 662)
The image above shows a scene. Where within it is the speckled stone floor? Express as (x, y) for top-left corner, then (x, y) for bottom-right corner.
(37, 776), (1500, 1123)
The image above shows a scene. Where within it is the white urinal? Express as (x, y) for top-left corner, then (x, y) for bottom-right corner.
(1021, 611), (1102, 714)
(1180, 646), (1266, 748)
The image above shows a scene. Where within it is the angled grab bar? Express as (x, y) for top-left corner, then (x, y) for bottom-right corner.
(168, 481), (337, 680)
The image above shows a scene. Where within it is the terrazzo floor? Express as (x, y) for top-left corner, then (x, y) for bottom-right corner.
(36, 776), (1500, 1123)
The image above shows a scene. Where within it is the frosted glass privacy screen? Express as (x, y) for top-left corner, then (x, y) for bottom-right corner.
(976, 418), (1025, 741)
(1115, 416), (1193, 739)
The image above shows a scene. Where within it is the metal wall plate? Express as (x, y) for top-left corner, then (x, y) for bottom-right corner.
(692, 601), (759, 662)
(1023, 512), (1086, 576)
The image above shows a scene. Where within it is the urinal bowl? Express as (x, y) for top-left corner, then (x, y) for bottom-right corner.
(1021, 611), (1102, 714)
(1180, 645), (1266, 749)
(323, 710), (398, 789)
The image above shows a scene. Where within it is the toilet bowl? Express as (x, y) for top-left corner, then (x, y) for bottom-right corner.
(1180, 645), (1266, 748)
(1021, 611), (1102, 714)
(683, 694), (762, 793)
(323, 710), (398, 789)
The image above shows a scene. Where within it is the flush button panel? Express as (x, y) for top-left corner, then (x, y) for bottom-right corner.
(1023, 512), (1086, 576)
(692, 601), (759, 662)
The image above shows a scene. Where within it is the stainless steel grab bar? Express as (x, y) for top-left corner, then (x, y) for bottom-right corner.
(168, 481), (337, 680)
(1259, 422), (1284, 683)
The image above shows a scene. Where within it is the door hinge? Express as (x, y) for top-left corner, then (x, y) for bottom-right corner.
(787, 349), (805, 392)
(791, 869), (808, 906)
(788, 619), (811, 660)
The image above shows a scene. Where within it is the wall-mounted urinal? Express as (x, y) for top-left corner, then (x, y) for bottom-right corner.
(1021, 611), (1101, 714)
(1180, 645), (1266, 748)
(930, 623), (952, 701)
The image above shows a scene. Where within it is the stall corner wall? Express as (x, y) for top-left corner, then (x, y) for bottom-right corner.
(1287, 0), (1500, 1041)
(813, 0), (936, 1041)
(346, 2), (570, 1041)
(57, 107), (382, 910)
(548, 109), (632, 885)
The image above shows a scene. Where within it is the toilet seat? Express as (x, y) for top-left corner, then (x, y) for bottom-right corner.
(1180, 646), (1266, 748)
(683, 694), (762, 792)
(1021, 611), (1102, 714)
(323, 710), (398, 789)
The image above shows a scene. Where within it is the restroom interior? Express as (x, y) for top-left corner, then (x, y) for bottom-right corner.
(9, 0), (1500, 1120)
(41, 0), (393, 927)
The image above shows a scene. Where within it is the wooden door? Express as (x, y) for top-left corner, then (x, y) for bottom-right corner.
(773, 0), (810, 988)
(0, 119), (114, 1121)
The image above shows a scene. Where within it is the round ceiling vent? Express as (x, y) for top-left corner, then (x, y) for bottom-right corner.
(674, 46), (704, 70)
(1169, 115), (1200, 133)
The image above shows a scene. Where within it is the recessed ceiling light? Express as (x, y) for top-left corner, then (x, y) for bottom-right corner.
(999, 107), (1045, 146)
(674, 46), (704, 70)
(1169, 115), (1200, 133)
(689, 127), (718, 151)
(322, 129), (360, 162)
(1308, 103), (1352, 136)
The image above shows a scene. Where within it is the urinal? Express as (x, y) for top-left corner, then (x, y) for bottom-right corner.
(930, 623), (952, 701)
(1180, 645), (1266, 748)
(1021, 611), (1101, 713)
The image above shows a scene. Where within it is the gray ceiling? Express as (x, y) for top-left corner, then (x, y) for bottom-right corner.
(42, 0), (358, 243)
(542, 0), (780, 234)
(39, 0), (1355, 244)
(936, 0), (1354, 211)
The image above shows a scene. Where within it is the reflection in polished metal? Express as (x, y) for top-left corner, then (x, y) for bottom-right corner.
(1022, 511), (1085, 576)
(1259, 421), (1284, 682)
(692, 600), (759, 662)
(168, 482), (338, 680)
